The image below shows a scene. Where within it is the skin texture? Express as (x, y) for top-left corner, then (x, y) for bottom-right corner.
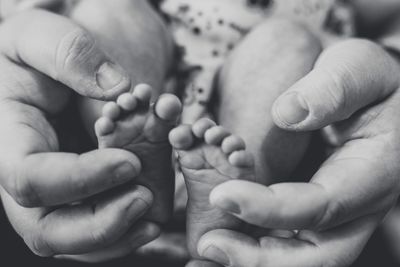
(73, 0), (173, 138)
(190, 39), (400, 267)
(0, 3), (173, 262)
(169, 118), (256, 259)
(216, 18), (321, 185)
(95, 84), (182, 224)
(2, 1), (400, 266)
(169, 18), (322, 265)
(73, 0), (177, 224)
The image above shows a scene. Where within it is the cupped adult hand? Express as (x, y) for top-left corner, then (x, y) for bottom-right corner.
(0, 10), (160, 261)
(190, 39), (400, 267)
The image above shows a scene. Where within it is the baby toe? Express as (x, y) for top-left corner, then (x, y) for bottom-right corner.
(169, 125), (196, 150)
(95, 117), (116, 137)
(221, 135), (246, 154)
(102, 102), (121, 120)
(192, 118), (217, 138)
(154, 94), (182, 121)
(133, 83), (152, 104)
(204, 126), (230, 145)
(229, 150), (255, 168)
(117, 92), (138, 111)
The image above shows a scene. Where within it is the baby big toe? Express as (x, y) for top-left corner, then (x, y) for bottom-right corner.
(155, 94), (182, 122)
(144, 94), (182, 142)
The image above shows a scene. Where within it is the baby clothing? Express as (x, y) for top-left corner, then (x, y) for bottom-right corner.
(161, 0), (355, 124)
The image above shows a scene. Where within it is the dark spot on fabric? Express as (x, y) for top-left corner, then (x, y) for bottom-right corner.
(227, 43), (235, 50)
(212, 50), (219, 57)
(218, 19), (224, 25)
(178, 4), (190, 13)
(198, 88), (204, 93)
(193, 27), (202, 35)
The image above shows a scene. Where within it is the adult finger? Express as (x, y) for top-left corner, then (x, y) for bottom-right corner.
(211, 136), (399, 230)
(2, 185), (153, 256)
(0, 88), (142, 207)
(197, 230), (263, 267)
(56, 221), (160, 263)
(272, 39), (400, 131)
(4, 149), (142, 207)
(198, 215), (379, 267)
(0, 58), (139, 207)
(0, 9), (131, 100)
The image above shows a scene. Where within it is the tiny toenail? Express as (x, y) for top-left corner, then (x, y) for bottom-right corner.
(201, 245), (230, 266)
(275, 92), (309, 125)
(96, 62), (129, 91)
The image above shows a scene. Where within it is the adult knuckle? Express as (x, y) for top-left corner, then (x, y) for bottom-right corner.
(55, 27), (96, 75)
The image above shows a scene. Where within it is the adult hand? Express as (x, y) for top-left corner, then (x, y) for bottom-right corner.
(0, 10), (159, 261)
(191, 39), (400, 267)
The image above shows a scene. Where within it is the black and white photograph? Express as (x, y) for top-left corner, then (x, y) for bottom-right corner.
(1, 0), (400, 266)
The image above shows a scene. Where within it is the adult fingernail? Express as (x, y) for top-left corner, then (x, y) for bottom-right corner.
(114, 162), (137, 183)
(274, 93), (309, 125)
(96, 62), (129, 91)
(201, 245), (230, 266)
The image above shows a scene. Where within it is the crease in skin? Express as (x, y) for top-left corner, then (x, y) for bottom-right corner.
(169, 119), (256, 259)
(1, 99), (59, 154)
(94, 84), (181, 224)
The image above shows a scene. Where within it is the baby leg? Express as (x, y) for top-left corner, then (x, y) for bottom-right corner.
(216, 18), (322, 185)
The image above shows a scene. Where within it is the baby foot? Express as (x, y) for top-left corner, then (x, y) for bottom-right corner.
(169, 118), (256, 258)
(95, 84), (182, 224)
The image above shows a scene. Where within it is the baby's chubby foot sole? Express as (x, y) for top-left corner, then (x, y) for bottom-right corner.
(95, 84), (182, 224)
(169, 118), (256, 258)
